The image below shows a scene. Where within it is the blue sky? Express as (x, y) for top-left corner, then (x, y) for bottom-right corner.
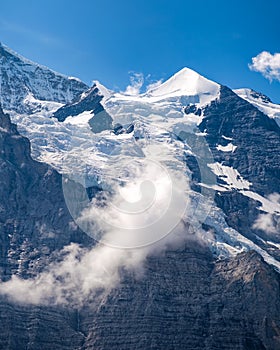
(1, 0), (280, 102)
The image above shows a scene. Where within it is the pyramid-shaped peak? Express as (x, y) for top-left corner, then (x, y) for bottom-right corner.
(146, 67), (220, 105)
(173, 67), (205, 78)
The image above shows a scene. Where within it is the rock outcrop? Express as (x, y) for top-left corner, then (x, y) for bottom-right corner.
(198, 86), (280, 261)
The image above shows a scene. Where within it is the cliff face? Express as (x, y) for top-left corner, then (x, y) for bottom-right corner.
(0, 107), (91, 281)
(80, 248), (280, 350)
(200, 86), (280, 196)
(198, 86), (280, 262)
(1, 243), (280, 349)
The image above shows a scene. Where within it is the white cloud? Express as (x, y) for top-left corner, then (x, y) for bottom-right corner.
(252, 193), (280, 234)
(0, 220), (210, 307)
(0, 155), (212, 306)
(124, 72), (144, 95)
(123, 72), (164, 96)
(146, 79), (163, 92)
(76, 159), (190, 248)
(249, 51), (280, 82)
(252, 213), (279, 234)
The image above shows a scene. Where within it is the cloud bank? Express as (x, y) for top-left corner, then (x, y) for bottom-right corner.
(249, 51), (280, 82)
(0, 156), (210, 307)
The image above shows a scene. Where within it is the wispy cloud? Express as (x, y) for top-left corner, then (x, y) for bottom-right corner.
(123, 72), (163, 96)
(249, 51), (280, 82)
(123, 72), (144, 95)
(252, 193), (280, 234)
(0, 151), (213, 307)
(146, 79), (163, 91)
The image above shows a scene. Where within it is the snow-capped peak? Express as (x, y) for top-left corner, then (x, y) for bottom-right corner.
(145, 67), (220, 105)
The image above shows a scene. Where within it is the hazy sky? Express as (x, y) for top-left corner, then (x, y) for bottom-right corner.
(1, 0), (280, 102)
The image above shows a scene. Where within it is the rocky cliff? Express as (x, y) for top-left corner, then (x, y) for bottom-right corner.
(0, 106), (91, 281)
(199, 86), (280, 262)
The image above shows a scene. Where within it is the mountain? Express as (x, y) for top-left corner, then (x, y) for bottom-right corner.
(0, 42), (89, 114)
(0, 45), (280, 349)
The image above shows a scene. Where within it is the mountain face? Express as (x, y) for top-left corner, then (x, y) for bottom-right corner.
(0, 106), (92, 281)
(234, 88), (280, 126)
(0, 45), (280, 349)
(0, 43), (88, 114)
(200, 86), (280, 261)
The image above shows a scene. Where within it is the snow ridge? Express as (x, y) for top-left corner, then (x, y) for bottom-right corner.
(0, 42), (88, 113)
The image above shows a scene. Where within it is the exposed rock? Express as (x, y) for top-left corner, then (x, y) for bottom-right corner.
(76, 247), (280, 350)
(113, 123), (134, 135)
(0, 106), (91, 281)
(200, 86), (280, 196)
(197, 86), (280, 261)
(1, 241), (280, 349)
(88, 110), (113, 133)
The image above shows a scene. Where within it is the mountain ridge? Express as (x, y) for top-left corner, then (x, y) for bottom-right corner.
(0, 42), (89, 114)
(0, 44), (280, 349)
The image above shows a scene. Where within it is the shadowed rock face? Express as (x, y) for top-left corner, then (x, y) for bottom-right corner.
(200, 86), (280, 196)
(52, 85), (104, 122)
(0, 106), (91, 281)
(1, 244), (280, 350)
(80, 248), (280, 350)
(196, 86), (280, 262)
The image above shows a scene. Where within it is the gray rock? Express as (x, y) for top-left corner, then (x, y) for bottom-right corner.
(0, 106), (92, 281)
(196, 86), (280, 262)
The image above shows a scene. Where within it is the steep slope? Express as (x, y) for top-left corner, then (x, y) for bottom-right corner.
(80, 249), (280, 350)
(198, 86), (280, 262)
(234, 88), (280, 126)
(0, 106), (91, 280)
(0, 43), (88, 113)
